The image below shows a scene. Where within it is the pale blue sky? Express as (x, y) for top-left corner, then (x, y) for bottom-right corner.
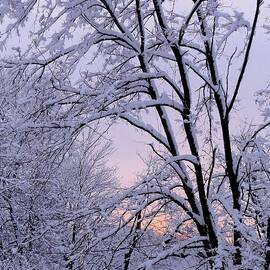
(109, 1), (270, 185)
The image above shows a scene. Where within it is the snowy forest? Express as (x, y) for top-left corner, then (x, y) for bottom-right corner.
(0, 0), (270, 269)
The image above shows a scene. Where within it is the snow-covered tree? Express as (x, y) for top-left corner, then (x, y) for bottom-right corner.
(1, 0), (270, 269)
(0, 66), (117, 269)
